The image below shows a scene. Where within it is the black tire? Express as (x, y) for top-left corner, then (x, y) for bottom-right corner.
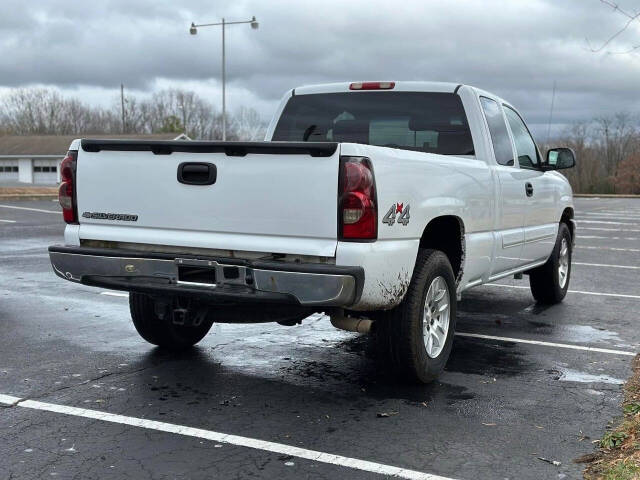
(129, 293), (214, 350)
(375, 249), (457, 384)
(529, 222), (572, 304)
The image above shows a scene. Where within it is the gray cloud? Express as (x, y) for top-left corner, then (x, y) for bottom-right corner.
(2, 0), (640, 137)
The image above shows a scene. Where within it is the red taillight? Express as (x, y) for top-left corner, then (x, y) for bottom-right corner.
(349, 82), (395, 90)
(59, 150), (78, 224)
(339, 157), (377, 240)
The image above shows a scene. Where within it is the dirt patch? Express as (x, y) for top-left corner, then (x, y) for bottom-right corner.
(0, 186), (57, 195)
(375, 270), (410, 308)
(582, 354), (640, 479)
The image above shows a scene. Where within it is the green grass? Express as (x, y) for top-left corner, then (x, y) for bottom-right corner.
(600, 459), (640, 480)
(623, 403), (640, 416)
(585, 355), (640, 479)
(601, 432), (630, 449)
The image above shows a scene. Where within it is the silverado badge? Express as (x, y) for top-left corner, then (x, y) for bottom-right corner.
(82, 212), (138, 222)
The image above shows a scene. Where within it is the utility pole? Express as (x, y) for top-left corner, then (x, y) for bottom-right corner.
(120, 83), (126, 134)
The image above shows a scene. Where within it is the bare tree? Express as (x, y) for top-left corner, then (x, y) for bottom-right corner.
(0, 88), (110, 135)
(593, 113), (638, 177)
(587, 0), (640, 54)
(231, 106), (267, 141)
(0, 86), (268, 141)
(550, 114), (640, 193)
(614, 152), (640, 193)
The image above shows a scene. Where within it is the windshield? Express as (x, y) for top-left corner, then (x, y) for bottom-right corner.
(272, 91), (474, 156)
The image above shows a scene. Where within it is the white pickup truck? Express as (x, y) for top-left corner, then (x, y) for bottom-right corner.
(49, 81), (576, 383)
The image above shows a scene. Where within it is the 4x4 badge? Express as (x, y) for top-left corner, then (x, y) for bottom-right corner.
(382, 203), (410, 226)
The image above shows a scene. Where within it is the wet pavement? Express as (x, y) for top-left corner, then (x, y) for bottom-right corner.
(1, 197), (639, 479)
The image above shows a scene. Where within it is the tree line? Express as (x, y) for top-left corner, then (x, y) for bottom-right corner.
(0, 87), (267, 141)
(1, 87), (638, 193)
(543, 113), (640, 194)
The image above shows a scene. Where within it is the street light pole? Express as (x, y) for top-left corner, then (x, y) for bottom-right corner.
(190, 16), (258, 141)
(221, 18), (226, 141)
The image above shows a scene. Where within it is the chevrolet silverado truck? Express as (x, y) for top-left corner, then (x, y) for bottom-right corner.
(49, 81), (576, 383)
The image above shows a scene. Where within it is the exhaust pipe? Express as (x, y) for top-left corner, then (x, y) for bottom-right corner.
(330, 315), (373, 334)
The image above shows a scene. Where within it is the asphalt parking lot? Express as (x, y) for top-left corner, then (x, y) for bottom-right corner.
(1, 197), (639, 480)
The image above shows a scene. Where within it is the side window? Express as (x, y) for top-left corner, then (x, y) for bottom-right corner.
(480, 97), (514, 166)
(503, 106), (540, 169)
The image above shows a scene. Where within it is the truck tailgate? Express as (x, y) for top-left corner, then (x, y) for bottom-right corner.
(75, 141), (340, 257)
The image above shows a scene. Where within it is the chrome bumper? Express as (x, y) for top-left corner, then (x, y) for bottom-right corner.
(48, 247), (360, 307)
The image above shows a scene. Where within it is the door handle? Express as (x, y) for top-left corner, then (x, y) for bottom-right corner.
(177, 162), (217, 185)
(525, 182), (534, 197)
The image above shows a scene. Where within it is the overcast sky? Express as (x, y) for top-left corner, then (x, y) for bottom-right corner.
(2, 0), (640, 139)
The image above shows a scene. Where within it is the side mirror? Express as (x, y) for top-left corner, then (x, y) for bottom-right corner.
(544, 147), (576, 170)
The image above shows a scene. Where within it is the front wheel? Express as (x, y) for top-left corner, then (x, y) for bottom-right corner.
(529, 222), (572, 304)
(375, 249), (457, 384)
(129, 293), (214, 350)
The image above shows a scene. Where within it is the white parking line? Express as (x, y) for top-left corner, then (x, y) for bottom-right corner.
(100, 291), (129, 298)
(573, 262), (640, 270)
(579, 235), (639, 241)
(580, 212), (640, 219)
(595, 212), (640, 216)
(485, 283), (640, 300)
(579, 227), (640, 233)
(577, 245), (640, 253)
(0, 394), (455, 480)
(455, 333), (636, 356)
(0, 219), (16, 223)
(578, 217), (640, 223)
(577, 220), (639, 226)
(0, 204), (59, 214)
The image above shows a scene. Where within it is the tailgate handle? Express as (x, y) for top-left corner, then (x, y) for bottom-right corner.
(177, 162), (217, 186)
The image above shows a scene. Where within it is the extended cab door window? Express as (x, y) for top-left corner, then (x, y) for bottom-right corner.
(480, 96), (526, 274)
(503, 106), (541, 169)
(479, 97), (514, 166)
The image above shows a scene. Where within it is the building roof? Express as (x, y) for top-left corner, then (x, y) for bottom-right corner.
(0, 134), (189, 156)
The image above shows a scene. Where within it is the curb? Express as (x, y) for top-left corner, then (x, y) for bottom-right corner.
(0, 194), (58, 201)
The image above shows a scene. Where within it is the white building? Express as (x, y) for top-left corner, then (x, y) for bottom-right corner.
(0, 134), (190, 185)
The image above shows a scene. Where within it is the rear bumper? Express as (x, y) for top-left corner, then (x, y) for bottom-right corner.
(48, 246), (363, 307)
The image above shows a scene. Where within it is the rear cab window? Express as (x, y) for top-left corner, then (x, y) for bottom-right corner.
(272, 92), (475, 156)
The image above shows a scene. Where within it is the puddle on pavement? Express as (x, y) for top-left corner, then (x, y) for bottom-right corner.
(558, 324), (621, 343)
(522, 303), (554, 315)
(556, 368), (624, 385)
(457, 310), (515, 327)
(446, 336), (533, 377)
(526, 320), (554, 332)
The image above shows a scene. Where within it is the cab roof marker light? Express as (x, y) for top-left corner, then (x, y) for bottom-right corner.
(349, 82), (395, 91)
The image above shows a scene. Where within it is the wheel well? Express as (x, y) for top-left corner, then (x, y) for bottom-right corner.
(419, 216), (465, 284)
(561, 207), (574, 240)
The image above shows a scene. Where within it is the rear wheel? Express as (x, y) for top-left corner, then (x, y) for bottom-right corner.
(129, 293), (214, 350)
(529, 222), (572, 304)
(375, 249), (457, 384)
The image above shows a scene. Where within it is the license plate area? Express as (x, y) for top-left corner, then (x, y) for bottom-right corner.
(175, 258), (248, 287)
(177, 266), (216, 285)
